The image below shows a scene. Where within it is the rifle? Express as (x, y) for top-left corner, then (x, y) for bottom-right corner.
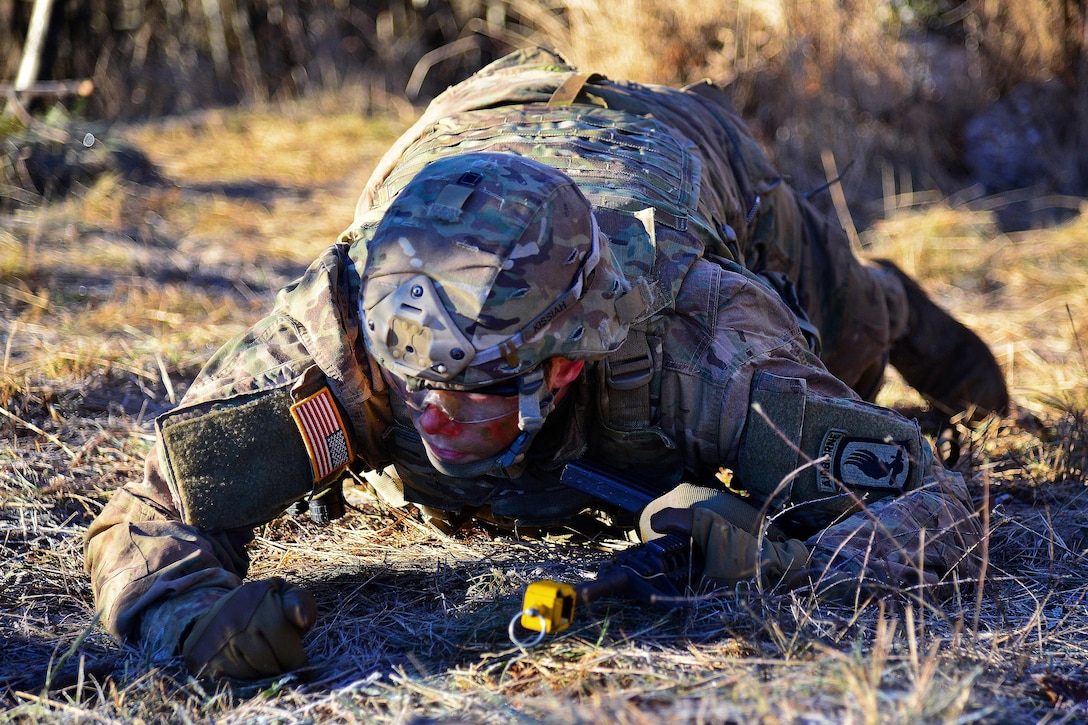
(510, 459), (703, 644)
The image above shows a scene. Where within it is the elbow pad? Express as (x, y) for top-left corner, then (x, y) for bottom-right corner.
(737, 371), (930, 531)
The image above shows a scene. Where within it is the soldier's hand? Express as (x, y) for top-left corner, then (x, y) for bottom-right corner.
(638, 482), (769, 540)
(181, 578), (317, 680)
(651, 507), (809, 589)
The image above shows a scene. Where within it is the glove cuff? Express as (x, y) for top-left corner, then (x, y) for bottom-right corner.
(137, 587), (232, 661)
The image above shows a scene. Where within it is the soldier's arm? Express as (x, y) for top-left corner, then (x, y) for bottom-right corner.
(84, 448), (250, 656)
(659, 260), (982, 596)
(84, 245), (385, 666)
(802, 460), (983, 600)
(84, 353), (365, 662)
(83, 311), (323, 658)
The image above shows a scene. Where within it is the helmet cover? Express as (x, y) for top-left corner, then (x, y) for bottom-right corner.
(360, 152), (633, 388)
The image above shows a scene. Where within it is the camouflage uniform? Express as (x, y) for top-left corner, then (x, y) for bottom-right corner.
(85, 49), (985, 658)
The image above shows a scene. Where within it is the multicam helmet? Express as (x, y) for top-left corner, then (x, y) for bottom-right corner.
(358, 152), (649, 476)
(360, 151), (639, 389)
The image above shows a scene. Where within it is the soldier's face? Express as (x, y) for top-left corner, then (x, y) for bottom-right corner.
(412, 392), (523, 463)
(395, 358), (584, 465)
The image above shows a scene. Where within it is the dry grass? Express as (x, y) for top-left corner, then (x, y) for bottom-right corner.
(4, 35), (1088, 725)
(547, 0), (1088, 229)
(868, 200), (1088, 395)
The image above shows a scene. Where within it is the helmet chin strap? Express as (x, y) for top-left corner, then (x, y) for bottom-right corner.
(422, 367), (555, 479)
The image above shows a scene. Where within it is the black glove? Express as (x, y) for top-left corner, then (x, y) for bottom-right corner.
(181, 578), (317, 680)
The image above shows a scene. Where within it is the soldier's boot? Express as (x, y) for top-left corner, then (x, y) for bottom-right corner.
(869, 259), (1008, 421)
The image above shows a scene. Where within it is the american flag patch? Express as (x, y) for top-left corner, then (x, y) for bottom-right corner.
(290, 387), (353, 482)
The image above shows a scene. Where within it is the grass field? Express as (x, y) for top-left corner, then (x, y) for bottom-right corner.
(2, 93), (1088, 723)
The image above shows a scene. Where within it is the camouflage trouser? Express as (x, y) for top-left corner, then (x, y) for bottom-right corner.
(804, 466), (983, 600)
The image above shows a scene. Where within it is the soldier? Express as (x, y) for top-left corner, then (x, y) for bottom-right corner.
(85, 49), (1007, 680)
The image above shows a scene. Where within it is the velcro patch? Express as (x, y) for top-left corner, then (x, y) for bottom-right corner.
(816, 430), (912, 493)
(291, 387), (354, 482)
(157, 387), (316, 530)
(737, 370), (925, 532)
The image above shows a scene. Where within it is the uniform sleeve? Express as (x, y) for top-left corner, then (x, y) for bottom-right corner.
(84, 244), (390, 655)
(84, 448), (249, 646)
(83, 310), (320, 654)
(84, 314), (327, 656)
(803, 463), (983, 599)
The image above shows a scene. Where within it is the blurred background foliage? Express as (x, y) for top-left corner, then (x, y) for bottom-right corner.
(3, 0), (1088, 229)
